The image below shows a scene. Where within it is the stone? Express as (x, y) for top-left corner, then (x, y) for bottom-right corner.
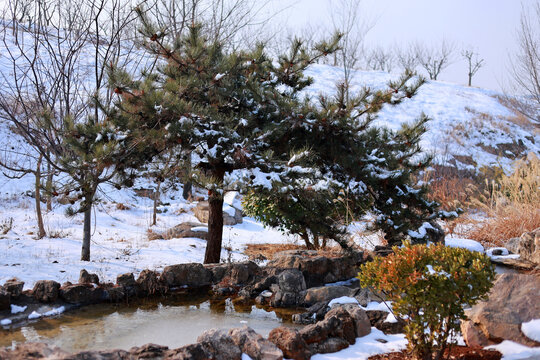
(278, 269), (306, 293)
(197, 328), (242, 360)
(0, 343), (69, 359)
(32, 280), (61, 303)
(366, 310), (406, 334)
(310, 337), (350, 354)
(299, 316), (340, 345)
(130, 343), (168, 358)
(268, 327), (310, 360)
(3, 279), (24, 298)
(506, 228), (540, 265)
(303, 286), (352, 306)
(206, 262), (257, 285)
(161, 263), (212, 288)
(137, 270), (165, 296)
(0, 289), (9, 311)
(461, 273), (540, 347)
(105, 286), (126, 302)
(323, 306), (357, 344)
(194, 201), (241, 226)
(59, 284), (105, 304)
(165, 343), (212, 359)
(79, 269), (99, 284)
(339, 303), (371, 338)
(159, 222), (209, 241)
(116, 273), (138, 297)
(229, 326), (283, 360)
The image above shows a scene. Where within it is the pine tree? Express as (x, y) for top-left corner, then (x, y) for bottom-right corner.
(244, 72), (456, 248)
(110, 13), (341, 263)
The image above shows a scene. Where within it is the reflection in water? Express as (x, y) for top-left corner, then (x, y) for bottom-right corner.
(0, 295), (302, 353)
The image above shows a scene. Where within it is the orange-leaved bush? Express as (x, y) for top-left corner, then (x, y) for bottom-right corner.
(358, 242), (495, 360)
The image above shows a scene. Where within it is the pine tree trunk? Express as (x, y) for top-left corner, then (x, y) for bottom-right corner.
(35, 154), (46, 239)
(204, 190), (224, 264)
(81, 199), (93, 261)
(182, 151), (192, 200)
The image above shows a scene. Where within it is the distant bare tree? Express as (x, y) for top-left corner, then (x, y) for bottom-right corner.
(509, 2), (540, 122)
(415, 40), (454, 80)
(462, 48), (484, 86)
(366, 46), (394, 72)
(396, 43), (420, 72)
(330, 0), (374, 101)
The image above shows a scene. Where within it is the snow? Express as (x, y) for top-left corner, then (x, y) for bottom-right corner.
(28, 311), (42, 320)
(445, 237), (485, 253)
(1, 319), (12, 326)
(384, 313), (398, 324)
(328, 296), (359, 307)
(43, 306), (66, 317)
(360, 301), (393, 312)
(311, 328), (407, 360)
(522, 319), (540, 343)
(486, 340), (540, 360)
(10, 304), (27, 314)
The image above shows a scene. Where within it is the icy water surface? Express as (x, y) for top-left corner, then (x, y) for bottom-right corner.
(0, 293), (302, 352)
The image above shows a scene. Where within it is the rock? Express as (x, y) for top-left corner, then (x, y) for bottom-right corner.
(116, 273), (138, 297)
(267, 250), (362, 287)
(160, 222), (209, 241)
(59, 284), (105, 304)
(229, 326), (283, 360)
(69, 349), (131, 359)
(137, 270), (165, 296)
(309, 337), (350, 355)
(161, 263), (212, 288)
(506, 228), (540, 265)
(366, 310), (406, 334)
(293, 301), (328, 325)
(194, 201), (241, 226)
(79, 269), (99, 284)
(268, 327), (310, 360)
(323, 306), (357, 344)
(303, 286), (352, 306)
(339, 304), (371, 338)
(0, 343), (69, 359)
(105, 286), (126, 302)
(461, 273), (540, 347)
(3, 279), (24, 298)
(206, 262), (258, 285)
(32, 280), (61, 303)
(197, 329), (242, 360)
(425, 221), (445, 244)
(130, 343), (168, 358)
(0, 289), (9, 311)
(278, 269), (306, 293)
(165, 343), (212, 359)
(299, 316), (341, 345)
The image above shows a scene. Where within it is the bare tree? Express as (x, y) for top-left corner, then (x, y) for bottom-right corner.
(415, 40), (454, 80)
(365, 46), (394, 72)
(509, 1), (540, 122)
(0, 0), (144, 261)
(396, 43), (420, 72)
(330, 0), (374, 101)
(462, 48), (484, 86)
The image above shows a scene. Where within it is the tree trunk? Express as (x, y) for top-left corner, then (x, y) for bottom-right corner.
(204, 191), (224, 264)
(152, 181), (161, 226)
(81, 198), (93, 261)
(182, 151), (192, 200)
(35, 155), (46, 239)
(45, 155), (53, 211)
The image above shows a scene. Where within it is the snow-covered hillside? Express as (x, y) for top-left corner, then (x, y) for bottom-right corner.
(305, 64), (539, 174)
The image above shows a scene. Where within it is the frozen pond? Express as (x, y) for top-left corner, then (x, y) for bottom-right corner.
(0, 294), (302, 352)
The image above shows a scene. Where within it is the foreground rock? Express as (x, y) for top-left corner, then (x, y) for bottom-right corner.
(161, 263), (212, 288)
(461, 273), (540, 347)
(32, 280), (61, 303)
(229, 326), (283, 360)
(506, 228), (540, 265)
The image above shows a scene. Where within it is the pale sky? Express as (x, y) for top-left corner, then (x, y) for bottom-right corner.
(276, 0), (526, 92)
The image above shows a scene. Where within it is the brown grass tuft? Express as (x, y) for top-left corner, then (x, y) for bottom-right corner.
(243, 243), (344, 261)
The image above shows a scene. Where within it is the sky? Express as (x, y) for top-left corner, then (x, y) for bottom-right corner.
(274, 0), (526, 92)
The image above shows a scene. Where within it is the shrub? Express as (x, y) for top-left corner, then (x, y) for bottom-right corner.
(358, 242), (495, 360)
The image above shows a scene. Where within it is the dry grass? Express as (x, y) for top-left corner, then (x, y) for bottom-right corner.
(422, 165), (480, 211)
(465, 153), (540, 247)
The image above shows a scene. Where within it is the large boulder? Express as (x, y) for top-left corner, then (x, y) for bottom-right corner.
(229, 326), (283, 360)
(206, 261), (259, 285)
(59, 284), (105, 304)
(32, 280), (61, 303)
(267, 250), (362, 287)
(270, 269), (306, 307)
(461, 273), (540, 347)
(161, 263), (212, 288)
(268, 327), (310, 360)
(137, 270), (165, 296)
(506, 228), (540, 265)
(197, 329), (242, 360)
(303, 286), (353, 307)
(2, 279), (24, 298)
